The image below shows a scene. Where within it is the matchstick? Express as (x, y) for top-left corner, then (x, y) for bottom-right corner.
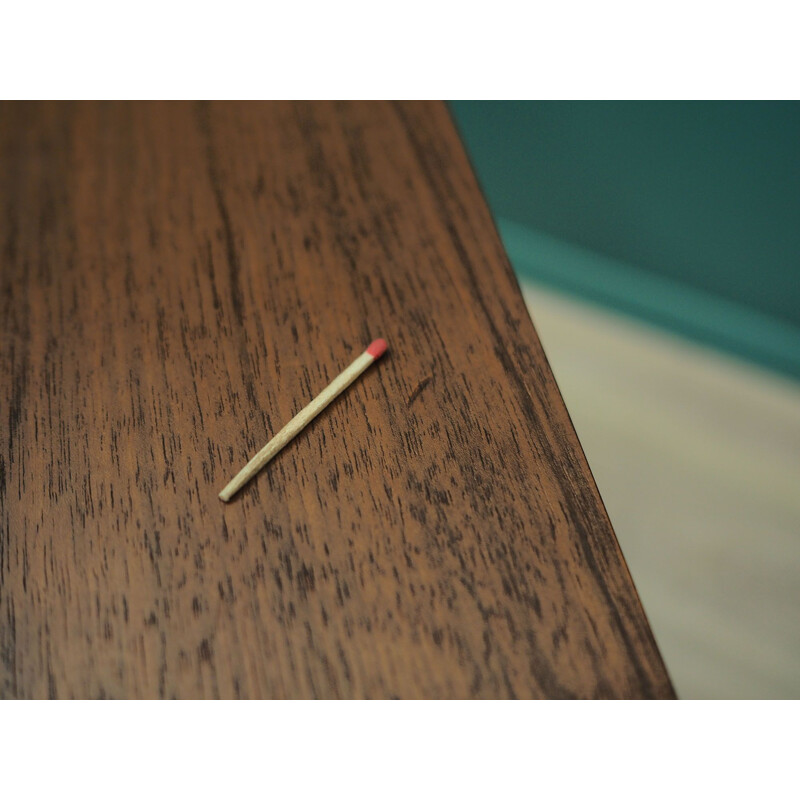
(219, 338), (388, 502)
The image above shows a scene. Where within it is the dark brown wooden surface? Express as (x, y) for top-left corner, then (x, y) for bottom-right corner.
(0, 101), (674, 698)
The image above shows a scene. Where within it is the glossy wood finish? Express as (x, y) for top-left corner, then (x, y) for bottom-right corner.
(0, 101), (674, 698)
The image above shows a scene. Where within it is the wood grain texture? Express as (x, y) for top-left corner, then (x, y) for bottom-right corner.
(0, 101), (674, 698)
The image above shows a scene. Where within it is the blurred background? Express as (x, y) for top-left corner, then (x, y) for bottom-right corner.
(451, 101), (800, 699)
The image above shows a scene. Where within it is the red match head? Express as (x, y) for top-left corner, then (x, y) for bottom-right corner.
(366, 338), (388, 359)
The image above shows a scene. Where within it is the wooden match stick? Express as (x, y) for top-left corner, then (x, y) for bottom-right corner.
(219, 338), (388, 502)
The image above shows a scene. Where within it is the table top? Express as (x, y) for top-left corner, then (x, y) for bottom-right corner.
(0, 101), (674, 698)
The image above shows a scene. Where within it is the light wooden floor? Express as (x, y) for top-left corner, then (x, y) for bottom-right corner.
(522, 283), (800, 699)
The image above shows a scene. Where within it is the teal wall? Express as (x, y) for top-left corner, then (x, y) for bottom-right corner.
(450, 101), (800, 379)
